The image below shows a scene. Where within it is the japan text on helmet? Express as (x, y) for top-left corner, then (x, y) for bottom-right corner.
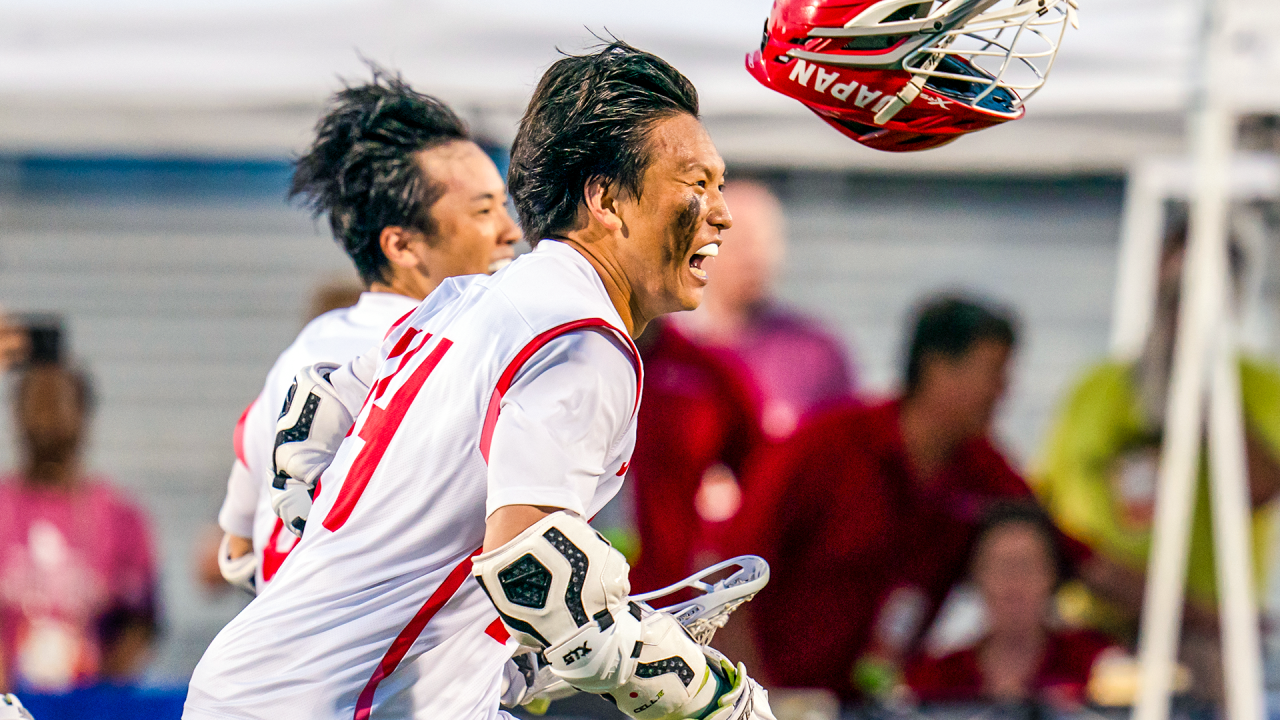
(747, 0), (1079, 152)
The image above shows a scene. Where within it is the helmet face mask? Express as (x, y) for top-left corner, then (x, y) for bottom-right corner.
(749, 0), (1079, 152)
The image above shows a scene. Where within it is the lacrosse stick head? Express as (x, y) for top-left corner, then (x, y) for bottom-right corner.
(632, 556), (770, 645)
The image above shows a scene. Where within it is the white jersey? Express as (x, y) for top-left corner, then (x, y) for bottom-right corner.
(186, 240), (642, 720)
(217, 292), (419, 589)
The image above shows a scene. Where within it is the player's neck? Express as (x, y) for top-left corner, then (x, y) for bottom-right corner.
(556, 236), (644, 338)
(369, 273), (434, 302)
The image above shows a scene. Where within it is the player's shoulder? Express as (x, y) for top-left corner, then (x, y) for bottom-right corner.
(486, 241), (622, 328)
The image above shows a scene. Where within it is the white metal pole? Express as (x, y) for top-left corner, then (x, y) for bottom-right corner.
(1132, 0), (1238, 717)
(1209, 317), (1265, 720)
(1111, 163), (1168, 360)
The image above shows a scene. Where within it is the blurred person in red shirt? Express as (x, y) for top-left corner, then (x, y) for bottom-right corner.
(627, 321), (760, 592)
(627, 180), (856, 593)
(724, 295), (1108, 702)
(0, 363), (157, 692)
(905, 502), (1115, 708)
(676, 180), (856, 441)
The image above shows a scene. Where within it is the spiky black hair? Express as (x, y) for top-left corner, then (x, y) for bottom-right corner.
(291, 66), (469, 286)
(508, 40), (699, 245)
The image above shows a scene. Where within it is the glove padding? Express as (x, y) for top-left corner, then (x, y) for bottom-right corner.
(0, 694), (33, 720)
(271, 362), (353, 537)
(217, 533), (256, 594)
(499, 651), (578, 711)
(700, 649), (776, 720)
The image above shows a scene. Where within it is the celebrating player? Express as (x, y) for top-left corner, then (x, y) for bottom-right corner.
(214, 69), (520, 593)
(185, 41), (773, 720)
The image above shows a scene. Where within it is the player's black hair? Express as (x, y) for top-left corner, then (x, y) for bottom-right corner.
(904, 294), (1018, 396)
(972, 500), (1071, 587)
(291, 66), (470, 286)
(508, 40), (700, 244)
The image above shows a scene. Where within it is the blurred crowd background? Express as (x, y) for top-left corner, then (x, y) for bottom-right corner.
(1, 0), (1280, 718)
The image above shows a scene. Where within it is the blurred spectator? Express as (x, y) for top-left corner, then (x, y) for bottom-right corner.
(627, 180), (856, 591)
(724, 295), (1100, 702)
(678, 180), (856, 440)
(905, 502), (1115, 707)
(626, 320), (760, 592)
(0, 364), (157, 692)
(1034, 222), (1280, 696)
(0, 313), (27, 371)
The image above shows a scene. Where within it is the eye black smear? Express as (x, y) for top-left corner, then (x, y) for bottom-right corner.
(664, 194), (702, 265)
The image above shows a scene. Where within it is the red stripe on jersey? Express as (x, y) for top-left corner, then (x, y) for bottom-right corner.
(386, 326), (420, 361)
(324, 337), (453, 532)
(383, 308), (416, 341)
(232, 398), (257, 467)
(260, 518), (296, 583)
(479, 318), (642, 463)
(373, 333), (431, 403)
(484, 617), (510, 644)
(353, 549), (480, 720)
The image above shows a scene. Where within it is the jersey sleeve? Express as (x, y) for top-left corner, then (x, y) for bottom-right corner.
(217, 398), (263, 538)
(326, 342), (381, 415)
(485, 329), (637, 518)
(218, 459), (258, 538)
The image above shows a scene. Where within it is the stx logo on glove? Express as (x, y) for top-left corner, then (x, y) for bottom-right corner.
(562, 641), (591, 665)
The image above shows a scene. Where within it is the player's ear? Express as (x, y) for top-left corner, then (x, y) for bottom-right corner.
(582, 178), (624, 234)
(379, 226), (424, 269)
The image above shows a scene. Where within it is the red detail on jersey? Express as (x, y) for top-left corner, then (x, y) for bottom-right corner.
(260, 518), (297, 582)
(479, 319), (642, 464)
(233, 398), (257, 467)
(260, 477), (319, 583)
(616, 461), (630, 477)
(353, 549), (480, 720)
(383, 308), (416, 341)
(373, 332), (431, 402)
(324, 337), (453, 532)
(484, 617), (510, 644)
(386, 326), (420, 361)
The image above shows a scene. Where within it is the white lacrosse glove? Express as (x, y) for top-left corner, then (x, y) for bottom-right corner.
(217, 534), (256, 594)
(701, 649), (776, 720)
(0, 694), (33, 720)
(499, 650), (578, 712)
(271, 362), (353, 537)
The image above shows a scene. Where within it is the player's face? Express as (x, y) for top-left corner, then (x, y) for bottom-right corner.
(612, 113), (731, 318)
(416, 141), (521, 278)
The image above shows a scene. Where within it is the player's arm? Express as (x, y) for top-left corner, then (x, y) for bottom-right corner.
(216, 459), (258, 592)
(473, 331), (773, 720)
(215, 398), (265, 592)
(271, 342), (381, 536)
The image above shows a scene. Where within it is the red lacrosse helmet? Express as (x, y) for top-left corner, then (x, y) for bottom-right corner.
(748, 0), (1079, 152)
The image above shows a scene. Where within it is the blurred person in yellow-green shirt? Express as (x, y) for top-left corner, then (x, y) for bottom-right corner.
(1034, 219), (1280, 698)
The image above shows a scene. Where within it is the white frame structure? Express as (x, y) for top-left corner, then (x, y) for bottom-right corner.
(1130, 0), (1275, 718)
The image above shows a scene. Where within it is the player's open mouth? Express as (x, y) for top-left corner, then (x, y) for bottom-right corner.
(689, 242), (718, 282)
(488, 258), (513, 274)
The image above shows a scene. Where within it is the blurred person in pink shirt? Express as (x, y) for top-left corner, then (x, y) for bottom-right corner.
(677, 180), (856, 441)
(0, 363), (157, 692)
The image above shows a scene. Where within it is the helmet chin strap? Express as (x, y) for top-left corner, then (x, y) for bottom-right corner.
(872, 50), (944, 125)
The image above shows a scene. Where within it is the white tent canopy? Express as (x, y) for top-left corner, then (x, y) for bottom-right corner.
(0, 0), (1277, 169)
